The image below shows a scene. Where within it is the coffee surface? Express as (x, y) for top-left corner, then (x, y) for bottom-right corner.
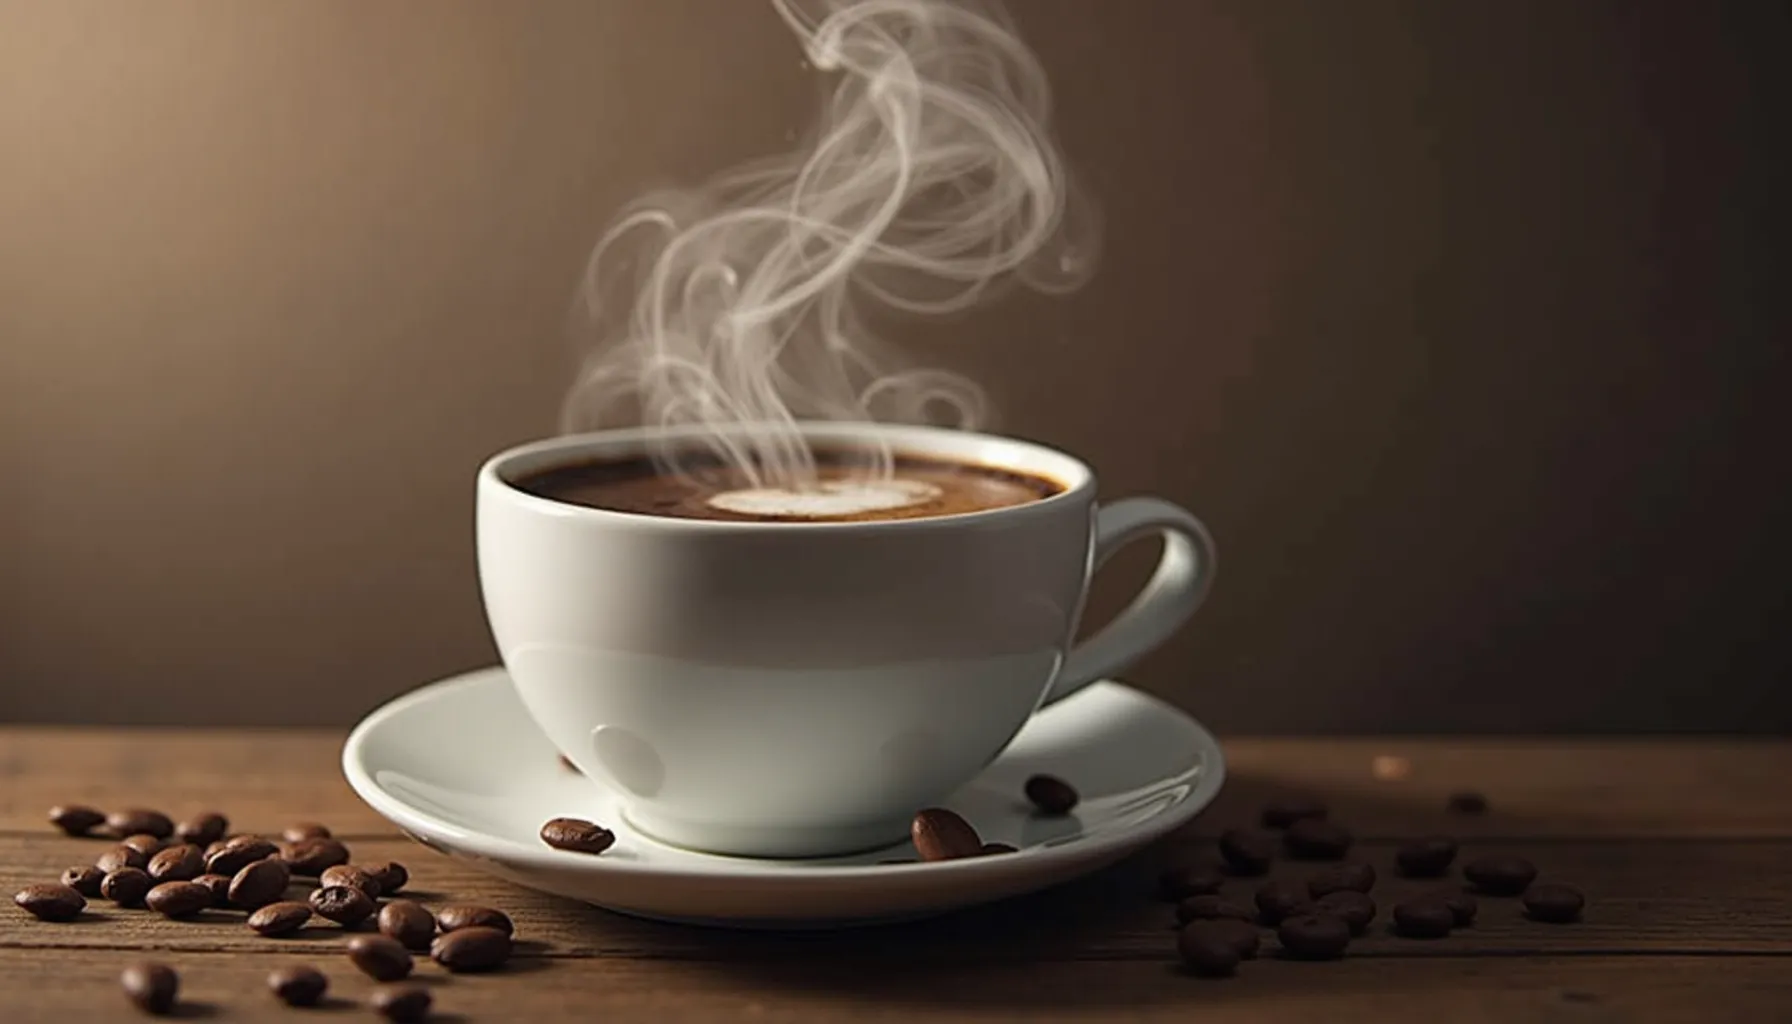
(510, 449), (1061, 523)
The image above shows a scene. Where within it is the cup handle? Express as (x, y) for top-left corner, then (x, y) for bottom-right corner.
(1041, 497), (1217, 705)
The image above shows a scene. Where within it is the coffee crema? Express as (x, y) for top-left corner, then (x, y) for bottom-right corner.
(510, 450), (1062, 523)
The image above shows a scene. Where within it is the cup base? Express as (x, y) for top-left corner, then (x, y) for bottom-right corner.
(621, 805), (912, 860)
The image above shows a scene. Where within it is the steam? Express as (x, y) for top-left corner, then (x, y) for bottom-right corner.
(560, 0), (1097, 490)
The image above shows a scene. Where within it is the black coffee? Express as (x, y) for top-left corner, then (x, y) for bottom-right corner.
(511, 449), (1062, 523)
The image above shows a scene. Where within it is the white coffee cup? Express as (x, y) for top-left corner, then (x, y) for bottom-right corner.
(476, 422), (1215, 858)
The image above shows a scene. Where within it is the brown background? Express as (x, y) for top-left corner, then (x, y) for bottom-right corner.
(2, 0), (1787, 731)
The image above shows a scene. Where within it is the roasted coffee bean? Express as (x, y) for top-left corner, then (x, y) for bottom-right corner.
(61, 865), (105, 898)
(910, 807), (982, 861)
(1204, 917), (1262, 959)
(1523, 883), (1585, 923)
(366, 861), (409, 896)
(193, 873), (232, 907)
(145, 881), (212, 918)
(348, 933), (415, 981)
(1393, 897), (1455, 938)
(230, 857), (292, 909)
(1277, 912), (1351, 960)
(1307, 862), (1376, 897)
(174, 812), (229, 848)
(1160, 864), (1226, 900)
(1447, 791), (1489, 815)
(540, 816), (617, 855)
(280, 836), (350, 877)
(309, 885), (375, 927)
(49, 804), (106, 837)
(320, 864), (382, 899)
(436, 903), (514, 936)
(97, 843), (148, 875)
(1395, 835), (1459, 877)
(268, 964), (328, 1007)
(1023, 774), (1079, 815)
(1217, 829), (1275, 875)
(1176, 895), (1256, 925)
(121, 962), (179, 1015)
(1463, 854), (1537, 896)
(14, 883), (85, 921)
(281, 822), (332, 843)
(980, 842), (1018, 855)
(248, 900), (312, 937)
(107, 809), (174, 841)
(1254, 880), (1315, 925)
(1260, 797), (1327, 829)
(1434, 887), (1478, 926)
(205, 835), (279, 876)
(372, 985), (432, 1022)
(121, 834), (164, 860)
(1284, 818), (1354, 860)
(147, 844), (204, 883)
(1176, 920), (1243, 976)
(1315, 890), (1377, 935)
(431, 925), (513, 972)
(101, 867), (152, 907)
(379, 899), (437, 950)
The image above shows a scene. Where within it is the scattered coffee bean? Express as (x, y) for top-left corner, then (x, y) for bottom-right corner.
(1447, 791), (1489, 814)
(1393, 897), (1455, 938)
(1277, 912), (1351, 960)
(436, 903), (514, 936)
(348, 933), (415, 981)
(1217, 829), (1275, 875)
(97, 843), (148, 875)
(49, 804), (106, 837)
(145, 880), (212, 918)
(309, 885), (376, 927)
(372, 985), (432, 1022)
(1307, 862), (1376, 896)
(321, 864), (383, 899)
(1434, 886), (1478, 926)
(366, 861), (409, 896)
(282, 821), (332, 842)
(1315, 890), (1376, 935)
(13, 883), (85, 922)
(280, 836), (350, 877)
(910, 807), (982, 861)
(193, 874), (232, 907)
(147, 844), (204, 883)
(1523, 883), (1585, 923)
(121, 834), (164, 860)
(174, 812), (229, 847)
(268, 964), (328, 1007)
(1463, 854), (1537, 896)
(121, 962), (179, 1015)
(431, 924), (513, 972)
(540, 817), (617, 855)
(1176, 895), (1256, 925)
(1284, 818), (1354, 860)
(107, 809), (174, 841)
(1254, 880), (1315, 925)
(980, 842), (1018, 855)
(101, 867), (152, 907)
(379, 900), (437, 951)
(230, 857), (292, 909)
(1395, 835), (1459, 877)
(1260, 797), (1328, 829)
(205, 834), (279, 876)
(248, 900), (313, 937)
(1024, 774), (1079, 815)
(1160, 864), (1227, 900)
(61, 865), (105, 898)
(1176, 920), (1243, 977)
(1204, 917), (1262, 959)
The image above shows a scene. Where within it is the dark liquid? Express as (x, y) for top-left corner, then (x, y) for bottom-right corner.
(510, 449), (1063, 523)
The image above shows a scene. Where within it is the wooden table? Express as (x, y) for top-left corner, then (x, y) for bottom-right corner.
(2, 730), (1787, 1021)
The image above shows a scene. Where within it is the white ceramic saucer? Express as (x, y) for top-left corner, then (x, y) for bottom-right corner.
(342, 666), (1224, 929)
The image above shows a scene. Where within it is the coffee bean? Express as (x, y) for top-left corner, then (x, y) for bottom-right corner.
(309, 885), (375, 927)
(436, 903), (514, 936)
(1160, 864), (1226, 900)
(248, 900), (313, 936)
(121, 834), (164, 860)
(268, 964), (328, 1007)
(97, 843), (148, 875)
(431, 925), (512, 972)
(106, 809), (173, 841)
(1217, 829), (1275, 876)
(121, 962), (179, 1015)
(1463, 854), (1537, 896)
(101, 867), (152, 907)
(280, 836), (350, 877)
(372, 985), (432, 1022)
(910, 807), (982, 861)
(145, 881), (212, 919)
(320, 864), (383, 899)
(539, 817), (616, 855)
(980, 842), (1018, 855)
(49, 804), (106, 837)
(1277, 912), (1351, 960)
(281, 822), (332, 843)
(205, 835), (279, 876)
(379, 899), (437, 950)
(1434, 887), (1478, 926)
(366, 861), (409, 896)
(1523, 883), (1585, 923)
(174, 812), (229, 847)
(1284, 818), (1354, 860)
(1393, 897), (1455, 938)
(1175, 895), (1256, 925)
(1023, 774), (1079, 815)
(193, 874), (232, 907)
(1254, 880), (1315, 925)
(14, 883), (85, 921)
(1447, 791), (1489, 815)
(1260, 797), (1327, 829)
(1176, 920), (1243, 976)
(61, 866), (105, 897)
(1307, 862), (1376, 897)
(1395, 835), (1459, 877)
(230, 857), (292, 909)
(1315, 890), (1377, 935)
(147, 844), (204, 883)
(1203, 917), (1262, 959)
(349, 934), (415, 981)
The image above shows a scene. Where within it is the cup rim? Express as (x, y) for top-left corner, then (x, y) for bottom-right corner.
(477, 422), (1094, 532)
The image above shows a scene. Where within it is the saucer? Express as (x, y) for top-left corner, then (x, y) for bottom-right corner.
(342, 666), (1224, 928)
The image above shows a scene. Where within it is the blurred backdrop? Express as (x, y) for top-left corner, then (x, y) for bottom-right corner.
(2, 0), (1787, 731)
